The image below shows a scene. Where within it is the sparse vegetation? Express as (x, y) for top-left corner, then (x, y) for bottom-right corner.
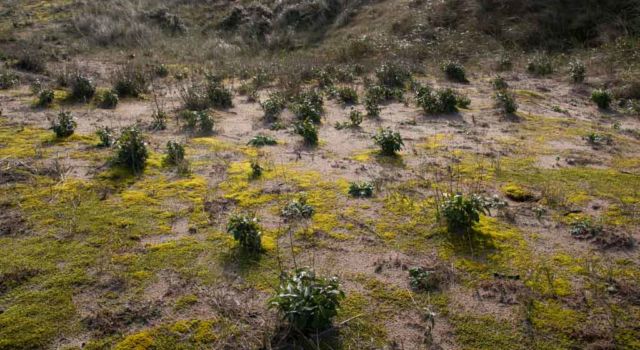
(96, 126), (114, 147)
(281, 195), (315, 220)
(0, 69), (18, 89)
(112, 65), (149, 98)
(376, 62), (411, 88)
(335, 108), (363, 129)
(491, 75), (509, 90)
(291, 89), (324, 124)
(336, 86), (358, 104)
(96, 90), (119, 109)
(527, 54), (554, 76)
(269, 268), (344, 333)
(494, 90), (518, 114)
(261, 92), (286, 121)
(416, 86), (459, 114)
(165, 140), (185, 166)
(226, 213), (262, 253)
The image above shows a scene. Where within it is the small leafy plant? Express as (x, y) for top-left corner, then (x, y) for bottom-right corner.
(570, 219), (603, 239)
(269, 268), (344, 333)
(97, 90), (119, 109)
(584, 132), (612, 146)
(206, 79), (233, 109)
(376, 62), (411, 88)
(261, 92), (286, 121)
(373, 128), (404, 156)
(348, 181), (374, 198)
(440, 193), (487, 233)
(114, 126), (148, 173)
(568, 60), (586, 83)
(197, 111), (214, 135)
(415, 86), (459, 114)
(336, 86), (358, 104)
(150, 111), (168, 131)
(526, 54), (553, 76)
(70, 74), (96, 102)
(293, 119), (318, 146)
(250, 160), (263, 179)
(441, 60), (468, 83)
(248, 135), (277, 147)
(165, 140), (185, 165)
(52, 111), (77, 138)
(291, 90), (324, 124)
(591, 89), (612, 109)
(335, 109), (363, 129)
(226, 213), (262, 253)
(494, 91), (518, 114)
(37, 89), (54, 107)
(282, 195), (315, 220)
(96, 126), (114, 148)
(0, 69), (18, 89)
(112, 65), (149, 98)
(491, 75), (509, 90)
(409, 267), (443, 292)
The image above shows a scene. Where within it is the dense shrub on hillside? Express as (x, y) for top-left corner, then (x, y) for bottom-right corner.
(52, 112), (77, 138)
(441, 60), (468, 82)
(373, 128), (404, 156)
(37, 89), (55, 108)
(70, 74), (96, 101)
(269, 268), (344, 333)
(376, 62), (411, 88)
(415, 86), (459, 114)
(112, 65), (149, 98)
(591, 89), (612, 109)
(494, 91), (518, 114)
(113, 126), (148, 172)
(96, 90), (119, 109)
(440, 193), (487, 233)
(336, 86), (358, 104)
(526, 54), (554, 76)
(291, 89), (323, 123)
(261, 92), (286, 121)
(227, 213), (262, 253)
(165, 140), (185, 166)
(0, 70), (18, 89)
(179, 78), (233, 111)
(568, 60), (586, 83)
(293, 119), (318, 145)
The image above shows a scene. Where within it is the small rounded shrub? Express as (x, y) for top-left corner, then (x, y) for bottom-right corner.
(226, 213), (262, 253)
(247, 135), (277, 147)
(37, 89), (54, 107)
(269, 268), (344, 333)
(373, 128), (404, 156)
(293, 119), (318, 146)
(441, 60), (468, 82)
(114, 126), (148, 173)
(52, 111), (77, 138)
(250, 160), (263, 179)
(591, 89), (612, 109)
(112, 66), (149, 97)
(526, 54), (553, 76)
(348, 181), (374, 198)
(416, 86), (458, 114)
(261, 92), (286, 121)
(155, 64), (169, 78)
(96, 126), (114, 148)
(281, 195), (315, 220)
(568, 60), (586, 83)
(97, 90), (119, 109)
(197, 111), (214, 134)
(375, 62), (411, 88)
(336, 86), (358, 104)
(440, 193), (486, 233)
(491, 75), (509, 90)
(70, 74), (96, 101)
(349, 108), (363, 127)
(0, 70), (19, 89)
(165, 140), (185, 165)
(292, 90), (324, 124)
(494, 91), (518, 114)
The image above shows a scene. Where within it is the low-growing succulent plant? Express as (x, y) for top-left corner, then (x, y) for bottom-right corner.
(268, 267), (344, 333)
(441, 60), (468, 83)
(226, 213), (262, 253)
(591, 89), (612, 109)
(373, 128), (404, 156)
(113, 126), (148, 173)
(52, 111), (77, 138)
(247, 135), (277, 147)
(348, 181), (374, 198)
(440, 193), (487, 233)
(282, 195), (315, 220)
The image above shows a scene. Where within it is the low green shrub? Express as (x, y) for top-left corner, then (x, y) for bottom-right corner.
(70, 74), (96, 102)
(336, 86), (358, 104)
(155, 64), (169, 78)
(0, 69), (18, 89)
(96, 126), (114, 148)
(415, 86), (458, 114)
(291, 90), (323, 124)
(37, 89), (54, 107)
(293, 119), (318, 146)
(165, 140), (185, 165)
(96, 90), (119, 109)
(373, 128), (404, 156)
(114, 126), (148, 173)
(591, 89), (612, 109)
(409, 267), (443, 292)
(112, 65), (149, 98)
(441, 60), (468, 82)
(150, 111), (168, 131)
(568, 60), (586, 83)
(206, 79), (233, 109)
(440, 193), (486, 233)
(335, 109), (364, 130)
(269, 268), (344, 333)
(526, 54), (553, 76)
(250, 160), (263, 179)
(197, 111), (214, 134)
(494, 91), (518, 114)
(281, 195), (315, 220)
(226, 213), (262, 253)
(15, 52), (46, 73)
(247, 135), (277, 147)
(376, 62), (411, 88)
(261, 92), (286, 121)
(569, 218), (603, 239)
(52, 111), (76, 138)
(491, 75), (509, 90)
(348, 181), (374, 198)
(584, 132), (612, 146)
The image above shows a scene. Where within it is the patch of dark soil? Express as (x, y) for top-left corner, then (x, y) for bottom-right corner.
(81, 301), (162, 336)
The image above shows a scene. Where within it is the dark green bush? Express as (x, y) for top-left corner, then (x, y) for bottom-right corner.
(373, 128), (404, 156)
(52, 111), (77, 138)
(336, 86), (358, 105)
(150, 111), (168, 131)
(206, 79), (234, 109)
(155, 64), (169, 78)
(197, 111), (214, 135)
(97, 90), (119, 109)
(591, 89), (612, 109)
(96, 126), (114, 148)
(112, 65), (149, 98)
(269, 268), (344, 333)
(165, 140), (185, 165)
(179, 78), (233, 111)
(375, 62), (411, 88)
(261, 92), (286, 121)
(250, 160), (263, 179)
(494, 91), (518, 114)
(15, 52), (46, 73)
(491, 75), (509, 90)
(70, 74), (96, 101)
(37, 89), (54, 107)
(416, 86), (458, 114)
(440, 193), (486, 233)
(114, 126), (148, 173)
(441, 60), (468, 82)
(248, 135), (277, 147)
(291, 90), (324, 124)
(0, 69), (18, 89)
(348, 181), (374, 198)
(281, 195), (315, 220)
(293, 119), (318, 146)
(226, 213), (262, 253)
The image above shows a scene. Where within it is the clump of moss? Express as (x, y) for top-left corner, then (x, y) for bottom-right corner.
(502, 184), (534, 201)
